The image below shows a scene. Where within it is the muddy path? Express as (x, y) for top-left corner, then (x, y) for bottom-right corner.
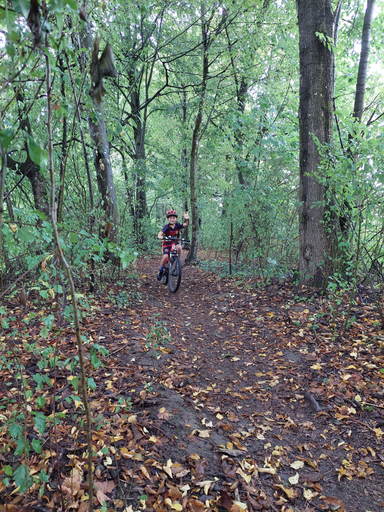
(96, 254), (384, 511)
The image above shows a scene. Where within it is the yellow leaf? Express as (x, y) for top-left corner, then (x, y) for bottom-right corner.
(216, 413), (224, 420)
(303, 488), (317, 500)
(140, 466), (150, 479)
(192, 429), (211, 438)
(290, 460), (304, 470)
(236, 468), (251, 483)
(288, 472), (299, 485)
(275, 484), (298, 500)
(310, 363), (322, 370)
(170, 503), (183, 511)
(257, 467), (276, 475)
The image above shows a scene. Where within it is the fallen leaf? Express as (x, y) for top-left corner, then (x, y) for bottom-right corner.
(288, 472), (299, 485)
(94, 480), (115, 505)
(290, 460), (304, 470)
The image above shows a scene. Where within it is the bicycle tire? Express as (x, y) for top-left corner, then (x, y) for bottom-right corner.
(168, 256), (182, 293)
(163, 268), (168, 285)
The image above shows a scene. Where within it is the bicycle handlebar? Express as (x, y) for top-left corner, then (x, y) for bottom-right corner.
(161, 236), (190, 242)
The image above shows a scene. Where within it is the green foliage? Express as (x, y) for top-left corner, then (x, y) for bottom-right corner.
(146, 314), (171, 358)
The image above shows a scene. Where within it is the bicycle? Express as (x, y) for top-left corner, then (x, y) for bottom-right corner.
(161, 237), (190, 293)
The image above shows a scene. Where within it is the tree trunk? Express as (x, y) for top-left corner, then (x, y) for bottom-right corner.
(6, 93), (50, 218)
(78, 27), (118, 239)
(353, 0), (375, 122)
(185, 5), (210, 265)
(181, 86), (189, 242)
(297, 0), (335, 284)
(87, 108), (118, 233)
(235, 77), (248, 186)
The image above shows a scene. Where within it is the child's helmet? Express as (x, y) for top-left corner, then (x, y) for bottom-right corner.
(166, 209), (178, 218)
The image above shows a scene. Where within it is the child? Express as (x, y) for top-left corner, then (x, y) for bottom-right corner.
(157, 210), (189, 280)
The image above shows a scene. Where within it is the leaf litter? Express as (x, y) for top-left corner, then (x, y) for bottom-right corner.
(0, 256), (384, 511)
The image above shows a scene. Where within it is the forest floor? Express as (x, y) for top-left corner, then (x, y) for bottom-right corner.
(1, 252), (384, 512)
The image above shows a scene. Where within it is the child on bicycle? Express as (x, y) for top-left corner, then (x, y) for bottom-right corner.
(157, 209), (189, 280)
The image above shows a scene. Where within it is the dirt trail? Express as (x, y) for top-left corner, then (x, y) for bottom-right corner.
(103, 255), (384, 511)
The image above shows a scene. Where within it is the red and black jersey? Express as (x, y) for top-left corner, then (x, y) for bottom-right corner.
(161, 222), (184, 247)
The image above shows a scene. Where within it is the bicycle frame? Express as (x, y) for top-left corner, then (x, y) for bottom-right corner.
(160, 237), (189, 293)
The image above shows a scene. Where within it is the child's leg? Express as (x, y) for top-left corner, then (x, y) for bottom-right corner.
(176, 245), (181, 258)
(161, 254), (168, 267)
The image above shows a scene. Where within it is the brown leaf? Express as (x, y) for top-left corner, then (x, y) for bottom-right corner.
(227, 412), (239, 422)
(218, 489), (232, 510)
(61, 468), (82, 499)
(318, 496), (345, 511)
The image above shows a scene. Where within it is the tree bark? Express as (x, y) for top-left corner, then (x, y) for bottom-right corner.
(353, 0), (375, 122)
(78, 27), (118, 239)
(297, 0), (335, 284)
(185, 16), (209, 264)
(87, 107), (118, 231)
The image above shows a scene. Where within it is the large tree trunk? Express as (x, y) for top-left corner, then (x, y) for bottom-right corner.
(297, 0), (335, 284)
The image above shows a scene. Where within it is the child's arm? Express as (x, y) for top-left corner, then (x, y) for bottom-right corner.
(158, 229), (164, 240)
(182, 211), (190, 228)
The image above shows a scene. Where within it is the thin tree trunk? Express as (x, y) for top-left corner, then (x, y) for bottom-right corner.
(181, 86), (189, 241)
(185, 5), (210, 265)
(77, 26), (118, 239)
(57, 57), (68, 222)
(353, 0), (375, 122)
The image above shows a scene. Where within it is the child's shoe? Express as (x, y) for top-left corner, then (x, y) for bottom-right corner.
(157, 268), (163, 281)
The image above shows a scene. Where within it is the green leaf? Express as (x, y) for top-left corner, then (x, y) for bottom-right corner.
(5, 465), (13, 476)
(17, 227), (34, 243)
(5, 43), (15, 59)
(11, 0), (30, 18)
(31, 209), (47, 221)
(39, 469), (49, 483)
(87, 377), (96, 391)
(15, 436), (27, 456)
(27, 135), (41, 165)
(40, 326), (49, 338)
(34, 414), (46, 434)
(56, 12), (63, 31)
(36, 396), (46, 409)
(32, 439), (42, 453)
(14, 464), (32, 493)
(8, 422), (23, 439)
(0, 128), (13, 148)
(43, 47), (56, 69)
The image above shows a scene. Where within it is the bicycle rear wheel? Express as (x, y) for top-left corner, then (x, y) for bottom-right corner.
(168, 256), (182, 293)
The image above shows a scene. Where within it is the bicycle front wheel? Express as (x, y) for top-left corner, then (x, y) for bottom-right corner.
(168, 257), (182, 293)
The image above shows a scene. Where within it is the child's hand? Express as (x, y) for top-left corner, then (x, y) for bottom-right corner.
(183, 211), (189, 219)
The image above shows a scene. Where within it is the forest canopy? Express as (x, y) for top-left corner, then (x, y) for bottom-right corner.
(1, 0), (384, 285)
